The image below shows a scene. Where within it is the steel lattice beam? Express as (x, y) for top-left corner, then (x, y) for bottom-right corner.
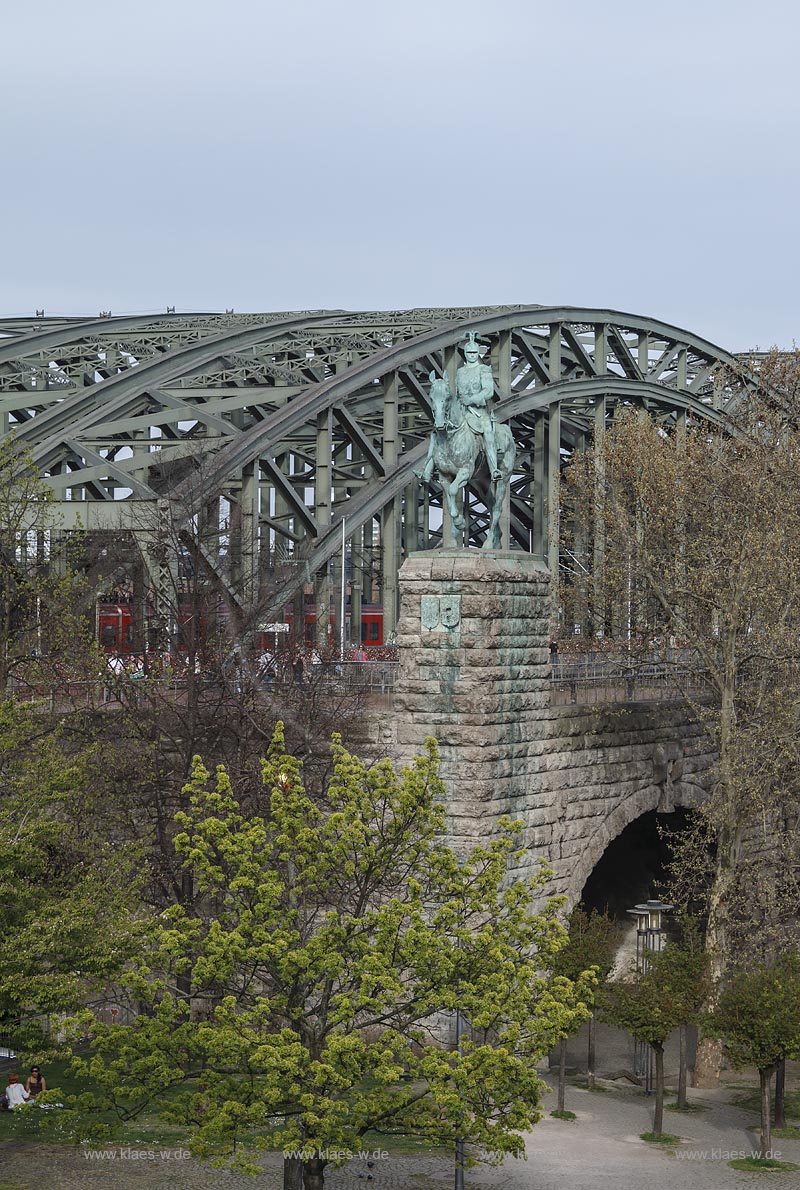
(0, 305), (759, 638)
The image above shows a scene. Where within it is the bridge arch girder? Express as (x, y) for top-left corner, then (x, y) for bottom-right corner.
(0, 306), (757, 637)
(253, 374), (731, 624)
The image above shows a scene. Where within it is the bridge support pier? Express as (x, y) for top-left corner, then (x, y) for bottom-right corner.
(382, 550), (713, 910)
(394, 550), (551, 856)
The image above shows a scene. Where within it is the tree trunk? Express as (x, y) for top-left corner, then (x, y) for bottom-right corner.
(652, 1043), (664, 1140)
(693, 1035), (723, 1089)
(558, 1035), (567, 1111)
(758, 1066), (773, 1160)
(695, 680), (741, 1089)
(176, 867), (195, 999)
(695, 820), (742, 1085)
(774, 1058), (786, 1129)
(587, 1015), (596, 1090)
(303, 1157), (325, 1190)
(677, 1022), (688, 1109)
(694, 829), (736, 1088)
(283, 1156), (303, 1190)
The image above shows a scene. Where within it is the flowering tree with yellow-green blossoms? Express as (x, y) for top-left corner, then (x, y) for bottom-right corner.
(74, 725), (593, 1190)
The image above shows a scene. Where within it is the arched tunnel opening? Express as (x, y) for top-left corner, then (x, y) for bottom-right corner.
(579, 807), (694, 919)
(553, 807), (699, 1080)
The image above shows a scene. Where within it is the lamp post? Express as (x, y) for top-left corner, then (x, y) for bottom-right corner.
(455, 1003), (465, 1190)
(339, 517), (347, 663)
(454, 855), (466, 1190)
(627, 899), (672, 1092)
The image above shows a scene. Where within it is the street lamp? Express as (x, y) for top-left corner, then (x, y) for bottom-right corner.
(627, 899), (672, 1092)
(454, 855), (467, 1190)
(455, 1003), (465, 1190)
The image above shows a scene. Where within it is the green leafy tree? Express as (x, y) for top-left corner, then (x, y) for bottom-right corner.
(663, 921), (710, 1109)
(0, 700), (142, 1052)
(705, 953), (800, 1160)
(72, 725), (593, 1190)
(551, 907), (620, 1108)
(603, 934), (709, 1139)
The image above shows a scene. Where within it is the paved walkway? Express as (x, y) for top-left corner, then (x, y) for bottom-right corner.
(1, 1081), (798, 1188)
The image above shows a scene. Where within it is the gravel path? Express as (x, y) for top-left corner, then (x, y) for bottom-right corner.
(1, 1081), (798, 1188)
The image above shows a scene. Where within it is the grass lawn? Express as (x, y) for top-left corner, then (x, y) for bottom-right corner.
(358, 1132), (448, 1156)
(0, 1058), (186, 1149)
(774, 1125), (800, 1139)
(729, 1157), (800, 1172)
(570, 1077), (608, 1092)
(732, 1088), (800, 1122)
(0, 1059), (448, 1158)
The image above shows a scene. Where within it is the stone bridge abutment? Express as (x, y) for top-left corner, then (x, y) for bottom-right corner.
(369, 550), (715, 910)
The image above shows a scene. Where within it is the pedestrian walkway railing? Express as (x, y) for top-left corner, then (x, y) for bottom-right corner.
(335, 661), (399, 694)
(7, 658), (708, 711)
(6, 662), (404, 712)
(550, 659), (708, 706)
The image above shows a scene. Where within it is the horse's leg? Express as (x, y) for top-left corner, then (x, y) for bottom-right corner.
(483, 433), (516, 549)
(484, 474), (508, 549)
(420, 434), (436, 483)
(442, 477), (461, 547)
(450, 464), (472, 542)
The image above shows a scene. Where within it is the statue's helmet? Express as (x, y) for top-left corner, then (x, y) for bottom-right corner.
(463, 331), (481, 356)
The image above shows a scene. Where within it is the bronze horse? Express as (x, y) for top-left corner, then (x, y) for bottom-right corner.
(421, 372), (515, 548)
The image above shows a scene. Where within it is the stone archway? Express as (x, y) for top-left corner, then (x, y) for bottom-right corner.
(561, 773), (709, 914)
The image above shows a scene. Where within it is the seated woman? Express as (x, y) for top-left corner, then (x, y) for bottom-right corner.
(5, 1073), (31, 1109)
(25, 1066), (46, 1099)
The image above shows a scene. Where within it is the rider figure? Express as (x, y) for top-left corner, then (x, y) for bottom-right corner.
(455, 333), (502, 481)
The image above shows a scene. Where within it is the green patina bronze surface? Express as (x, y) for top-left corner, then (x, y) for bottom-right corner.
(421, 331), (517, 549)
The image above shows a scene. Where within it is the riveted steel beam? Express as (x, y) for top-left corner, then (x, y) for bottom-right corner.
(18, 311), (346, 458)
(0, 305), (762, 629)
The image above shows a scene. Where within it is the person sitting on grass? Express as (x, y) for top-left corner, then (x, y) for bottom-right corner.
(25, 1066), (46, 1099)
(5, 1073), (31, 1109)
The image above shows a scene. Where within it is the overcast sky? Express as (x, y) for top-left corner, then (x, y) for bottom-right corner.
(2, 0), (798, 350)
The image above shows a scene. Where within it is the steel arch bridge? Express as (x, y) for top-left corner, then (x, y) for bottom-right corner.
(0, 305), (754, 640)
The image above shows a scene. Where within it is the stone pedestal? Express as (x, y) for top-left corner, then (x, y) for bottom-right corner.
(394, 549), (551, 855)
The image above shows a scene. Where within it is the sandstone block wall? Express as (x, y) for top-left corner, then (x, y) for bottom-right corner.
(520, 702), (713, 906)
(392, 550), (552, 856)
(363, 549), (716, 911)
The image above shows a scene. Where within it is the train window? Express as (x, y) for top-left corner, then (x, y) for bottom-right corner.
(361, 623), (367, 642)
(369, 622), (379, 641)
(124, 625), (133, 646)
(100, 625), (116, 647)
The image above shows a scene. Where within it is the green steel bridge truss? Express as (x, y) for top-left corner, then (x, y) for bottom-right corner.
(0, 306), (754, 638)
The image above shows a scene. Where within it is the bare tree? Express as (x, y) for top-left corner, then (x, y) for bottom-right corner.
(562, 352), (800, 1084)
(74, 470), (368, 917)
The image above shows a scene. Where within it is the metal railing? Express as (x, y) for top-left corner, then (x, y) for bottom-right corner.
(7, 659), (709, 711)
(550, 658), (708, 706)
(265, 661), (400, 709)
(8, 675), (194, 710)
(7, 661), (403, 711)
(334, 660), (399, 694)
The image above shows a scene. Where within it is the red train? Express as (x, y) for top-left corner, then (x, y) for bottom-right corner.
(96, 601), (385, 655)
